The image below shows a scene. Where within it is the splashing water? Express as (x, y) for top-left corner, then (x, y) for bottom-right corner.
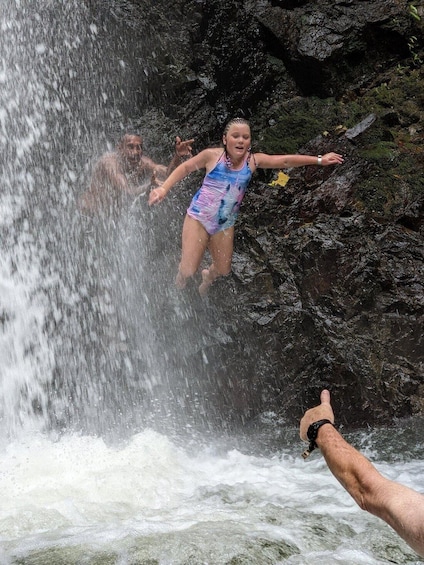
(1, 427), (424, 564)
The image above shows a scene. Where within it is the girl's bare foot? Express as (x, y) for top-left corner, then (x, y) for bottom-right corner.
(198, 268), (213, 296)
(175, 271), (187, 289)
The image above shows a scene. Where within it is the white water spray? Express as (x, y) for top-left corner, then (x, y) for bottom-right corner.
(0, 0), (137, 437)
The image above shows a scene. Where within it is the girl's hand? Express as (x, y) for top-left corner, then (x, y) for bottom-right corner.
(322, 152), (344, 166)
(148, 186), (166, 206)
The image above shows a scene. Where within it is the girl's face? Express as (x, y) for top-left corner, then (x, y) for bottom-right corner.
(223, 123), (251, 160)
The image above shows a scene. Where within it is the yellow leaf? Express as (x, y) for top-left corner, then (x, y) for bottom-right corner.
(269, 171), (290, 187)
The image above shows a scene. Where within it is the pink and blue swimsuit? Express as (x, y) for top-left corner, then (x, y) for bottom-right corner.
(187, 153), (253, 235)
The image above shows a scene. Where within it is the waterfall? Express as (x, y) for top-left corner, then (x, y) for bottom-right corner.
(0, 0), (161, 439)
(0, 0), (242, 446)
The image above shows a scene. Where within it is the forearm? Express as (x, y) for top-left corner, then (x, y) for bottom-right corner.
(166, 153), (183, 177)
(149, 148), (218, 206)
(318, 426), (424, 552)
(301, 390), (424, 558)
(282, 154), (323, 168)
(257, 153), (322, 169)
(158, 161), (192, 196)
(321, 428), (424, 557)
(149, 159), (195, 206)
(317, 426), (379, 510)
(257, 152), (343, 169)
(160, 149), (210, 195)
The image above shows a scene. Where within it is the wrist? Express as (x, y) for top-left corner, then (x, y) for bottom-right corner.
(155, 186), (167, 197)
(308, 418), (334, 442)
(317, 154), (323, 165)
(302, 419), (335, 459)
(310, 419), (336, 445)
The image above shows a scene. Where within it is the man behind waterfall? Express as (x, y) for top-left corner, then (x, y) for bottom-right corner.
(78, 133), (194, 217)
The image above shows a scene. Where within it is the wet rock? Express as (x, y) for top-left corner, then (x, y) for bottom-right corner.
(345, 114), (377, 140)
(96, 0), (424, 430)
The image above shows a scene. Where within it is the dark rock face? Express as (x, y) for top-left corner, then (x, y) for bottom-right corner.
(86, 0), (424, 429)
(234, 213), (423, 428)
(254, 0), (411, 96)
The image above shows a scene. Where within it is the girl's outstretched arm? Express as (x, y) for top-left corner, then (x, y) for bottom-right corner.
(254, 152), (344, 170)
(148, 148), (218, 205)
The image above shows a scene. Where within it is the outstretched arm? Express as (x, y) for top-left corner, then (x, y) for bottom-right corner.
(148, 148), (217, 206)
(255, 152), (344, 170)
(165, 136), (195, 177)
(300, 390), (424, 557)
(140, 137), (195, 190)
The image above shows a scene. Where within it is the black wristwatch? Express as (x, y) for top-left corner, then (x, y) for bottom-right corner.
(302, 419), (335, 460)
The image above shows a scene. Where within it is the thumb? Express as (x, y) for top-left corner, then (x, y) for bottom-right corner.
(320, 389), (331, 407)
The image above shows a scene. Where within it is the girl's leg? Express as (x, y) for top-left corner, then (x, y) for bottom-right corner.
(199, 227), (234, 296)
(176, 214), (209, 288)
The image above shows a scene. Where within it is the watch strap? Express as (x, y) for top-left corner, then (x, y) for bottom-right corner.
(302, 419), (335, 460)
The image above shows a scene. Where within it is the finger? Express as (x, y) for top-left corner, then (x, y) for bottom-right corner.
(320, 389), (331, 406)
(175, 136), (181, 144)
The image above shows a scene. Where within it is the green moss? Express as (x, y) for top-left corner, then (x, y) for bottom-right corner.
(355, 176), (394, 216)
(255, 97), (341, 154)
(250, 61), (424, 220)
(358, 142), (398, 163)
(355, 148), (424, 218)
(364, 67), (424, 109)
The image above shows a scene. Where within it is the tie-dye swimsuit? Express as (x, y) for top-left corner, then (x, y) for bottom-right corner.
(187, 152), (253, 235)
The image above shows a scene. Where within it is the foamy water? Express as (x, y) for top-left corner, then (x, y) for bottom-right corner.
(0, 428), (423, 564)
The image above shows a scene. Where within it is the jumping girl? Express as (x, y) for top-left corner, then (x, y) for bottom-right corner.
(149, 118), (344, 295)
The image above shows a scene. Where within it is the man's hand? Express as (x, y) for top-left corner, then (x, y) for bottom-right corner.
(150, 170), (163, 189)
(300, 389), (335, 441)
(175, 136), (194, 158)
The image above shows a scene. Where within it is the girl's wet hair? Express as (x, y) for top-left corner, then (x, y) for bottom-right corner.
(223, 117), (250, 135)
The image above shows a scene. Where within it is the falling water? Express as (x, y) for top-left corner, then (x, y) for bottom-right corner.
(1, 0), (115, 436)
(0, 0), (179, 439)
(1, 1), (424, 563)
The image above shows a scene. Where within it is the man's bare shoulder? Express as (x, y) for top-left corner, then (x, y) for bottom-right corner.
(92, 150), (122, 174)
(96, 151), (119, 165)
